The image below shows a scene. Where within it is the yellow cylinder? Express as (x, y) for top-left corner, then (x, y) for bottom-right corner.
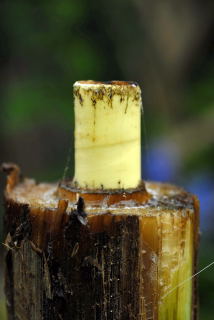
(73, 80), (142, 190)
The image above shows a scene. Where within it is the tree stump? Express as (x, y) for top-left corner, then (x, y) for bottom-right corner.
(3, 164), (199, 320)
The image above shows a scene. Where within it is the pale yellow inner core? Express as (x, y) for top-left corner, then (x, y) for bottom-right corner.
(73, 82), (141, 189)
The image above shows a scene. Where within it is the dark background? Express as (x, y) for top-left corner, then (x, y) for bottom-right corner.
(0, 0), (214, 318)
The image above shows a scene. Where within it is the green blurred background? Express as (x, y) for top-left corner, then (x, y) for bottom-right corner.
(0, 0), (213, 318)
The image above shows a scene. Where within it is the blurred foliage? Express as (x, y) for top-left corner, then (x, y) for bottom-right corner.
(0, 0), (214, 318)
(0, 300), (6, 320)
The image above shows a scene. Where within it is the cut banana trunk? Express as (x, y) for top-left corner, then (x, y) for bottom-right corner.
(3, 80), (199, 320)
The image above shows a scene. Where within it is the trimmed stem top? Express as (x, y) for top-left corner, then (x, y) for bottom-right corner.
(73, 80), (142, 190)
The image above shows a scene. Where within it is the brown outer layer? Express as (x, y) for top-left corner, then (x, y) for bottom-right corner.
(57, 181), (150, 207)
(2, 165), (199, 320)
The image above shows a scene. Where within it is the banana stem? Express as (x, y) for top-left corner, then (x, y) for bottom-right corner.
(73, 80), (142, 190)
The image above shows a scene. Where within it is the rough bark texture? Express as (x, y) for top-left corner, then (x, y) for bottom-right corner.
(3, 166), (199, 320)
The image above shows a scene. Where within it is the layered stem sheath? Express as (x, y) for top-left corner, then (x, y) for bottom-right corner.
(3, 81), (199, 320)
